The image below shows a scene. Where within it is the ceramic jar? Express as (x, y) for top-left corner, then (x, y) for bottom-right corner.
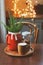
(6, 31), (22, 51)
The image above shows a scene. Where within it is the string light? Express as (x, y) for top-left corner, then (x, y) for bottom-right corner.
(12, 0), (36, 18)
(12, 1), (14, 3)
(35, 0), (38, 4)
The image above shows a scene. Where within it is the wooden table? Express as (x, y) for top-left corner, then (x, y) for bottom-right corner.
(0, 43), (43, 65)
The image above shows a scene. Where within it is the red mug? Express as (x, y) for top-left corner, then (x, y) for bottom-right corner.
(6, 32), (22, 51)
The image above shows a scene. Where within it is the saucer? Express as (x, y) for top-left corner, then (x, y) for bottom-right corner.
(4, 47), (34, 56)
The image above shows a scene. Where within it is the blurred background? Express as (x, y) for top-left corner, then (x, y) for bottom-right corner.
(0, 0), (43, 43)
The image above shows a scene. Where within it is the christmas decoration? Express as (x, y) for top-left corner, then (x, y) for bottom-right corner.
(11, 0), (36, 18)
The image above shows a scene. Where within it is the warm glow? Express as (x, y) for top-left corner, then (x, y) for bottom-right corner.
(4, 0), (36, 18)
(12, 1), (14, 3)
(12, 0), (36, 18)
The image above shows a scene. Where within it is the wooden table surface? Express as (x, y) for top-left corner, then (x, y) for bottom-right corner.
(0, 43), (43, 65)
